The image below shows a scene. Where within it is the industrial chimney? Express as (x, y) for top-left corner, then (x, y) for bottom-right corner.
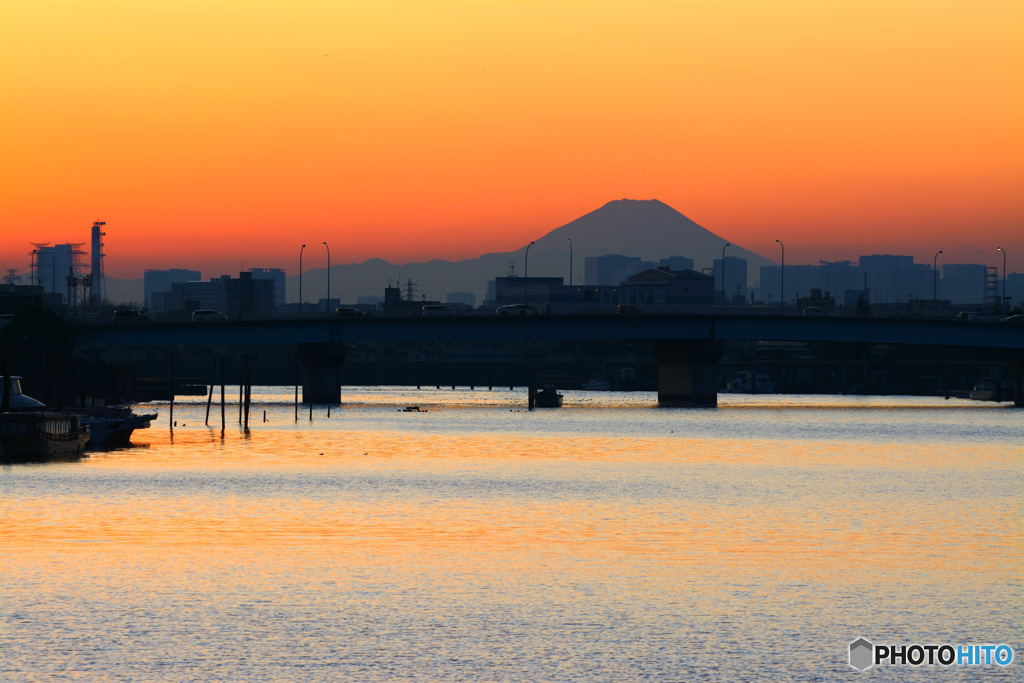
(91, 221), (106, 304)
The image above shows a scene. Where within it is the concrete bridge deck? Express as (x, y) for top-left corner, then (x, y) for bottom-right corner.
(71, 314), (1024, 407)
(74, 313), (1024, 349)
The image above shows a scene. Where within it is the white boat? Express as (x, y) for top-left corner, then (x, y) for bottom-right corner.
(1, 376), (46, 410)
(2, 376), (155, 447)
(968, 379), (1013, 402)
(582, 377), (611, 390)
(75, 400), (158, 446)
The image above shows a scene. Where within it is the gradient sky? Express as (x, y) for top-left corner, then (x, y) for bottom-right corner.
(2, 0), (1022, 279)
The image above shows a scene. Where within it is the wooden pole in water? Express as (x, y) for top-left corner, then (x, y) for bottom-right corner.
(238, 356), (245, 424)
(294, 367), (299, 422)
(220, 357), (226, 432)
(169, 349), (175, 430)
(205, 356), (216, 426)
(243, 368), (251, 430)
(528, 368), (535, 410)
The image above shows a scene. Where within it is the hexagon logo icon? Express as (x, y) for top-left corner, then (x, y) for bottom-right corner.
(849, 638), (874, 671)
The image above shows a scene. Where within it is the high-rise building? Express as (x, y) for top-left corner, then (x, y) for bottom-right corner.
(165, 273), (276, 318)
(584, 255), (654, 285)
(659, 256), (695, 271)
(712, 256), (748, 304)
(940, 264), (986, 304)
(858, 254), (915, 303)
(249, 268), (286, 308)
(145, 269), (201, 310)
(446, 291), (476, 308)
(33, 244), (83, 304)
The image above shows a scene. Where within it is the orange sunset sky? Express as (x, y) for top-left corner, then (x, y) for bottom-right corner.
(2, 0), (1022, 278)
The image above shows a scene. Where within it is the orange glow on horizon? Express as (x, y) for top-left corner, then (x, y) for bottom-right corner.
(1, 0), (1022, 277)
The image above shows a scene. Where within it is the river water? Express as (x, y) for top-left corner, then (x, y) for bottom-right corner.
(2, 389), (1021, 681)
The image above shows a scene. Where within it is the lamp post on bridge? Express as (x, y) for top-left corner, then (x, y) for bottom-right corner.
(299, 244), (306, 314)
(524, 240), (534, 306)
(323, 241), (331, 314)
(997, 247), (1006, 315)
(775, 239), (784, 315)
(721, 243), (730, 306)
(933, 250), (942, 317)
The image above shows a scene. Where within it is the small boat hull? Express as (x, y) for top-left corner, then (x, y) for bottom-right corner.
(1, 411), (91, 462)
(78, 407), (157, 446)
(533, 387), (564, 408)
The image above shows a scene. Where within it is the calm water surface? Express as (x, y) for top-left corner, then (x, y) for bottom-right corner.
(2, 389), (1021, 681)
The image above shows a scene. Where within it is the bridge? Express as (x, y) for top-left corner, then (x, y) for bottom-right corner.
(73, 314), (1024, 406)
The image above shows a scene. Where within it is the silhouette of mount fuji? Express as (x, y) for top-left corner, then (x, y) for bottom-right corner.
(524, 198), (773, 279)
(292, 198), (774, 304)
(105, 199), (775, 305)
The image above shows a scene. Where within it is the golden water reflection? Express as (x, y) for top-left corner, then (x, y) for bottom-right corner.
(2, 394), (1021, 680)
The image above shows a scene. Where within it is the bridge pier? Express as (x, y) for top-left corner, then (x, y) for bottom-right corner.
(1006, 352), (1024, 407)
(653, 340), (725, 407)
(297, 343), (346, 404)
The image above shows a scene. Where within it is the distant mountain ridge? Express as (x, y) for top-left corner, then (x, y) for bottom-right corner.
(106, 199), (774, 305)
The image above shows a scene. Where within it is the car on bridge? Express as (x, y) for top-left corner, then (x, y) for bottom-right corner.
(496, 304), (539, 315)
(113, 310), (149, 324)
(421, 305), (456, 317)
(191, 309), (228, 322)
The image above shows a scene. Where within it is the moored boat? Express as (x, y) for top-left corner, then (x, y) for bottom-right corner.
(0, 411), (90, 461)
(968, 378), (1013, 402)
(533, 385), (563, 408)
(724, 372), (778, 394)
(76, 402), (158, 446)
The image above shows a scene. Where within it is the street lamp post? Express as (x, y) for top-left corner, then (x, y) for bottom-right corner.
(933, 250), (943, 317)
(299, 244), (306, 314)
(323, 241), (331, 313)
(567, 238), (573, 314)
(997, 247), (1006, 315)
(721, 243), (730, 306)
(524, 241), (535, 305)
(775, 239), (784, 315)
